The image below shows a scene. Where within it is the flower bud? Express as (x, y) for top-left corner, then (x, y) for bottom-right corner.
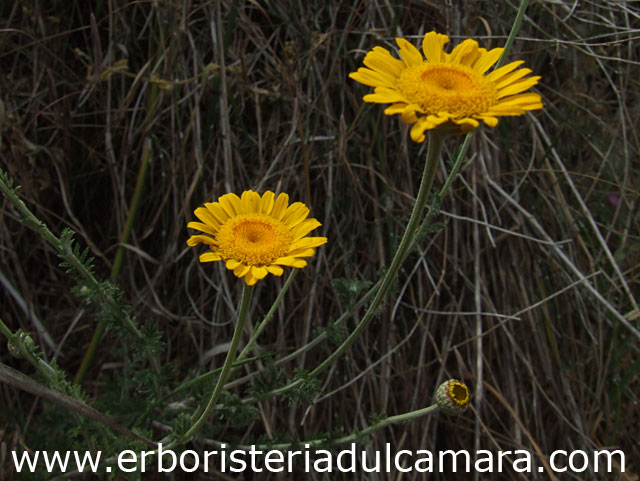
(435, 379), (470, 415)
(8, 331), (36, 359)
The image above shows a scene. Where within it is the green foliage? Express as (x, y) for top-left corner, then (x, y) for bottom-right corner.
(315, 426), (350, 446)
(218, 392), (260, 427)
(316, 318), (348, 346)
(0, 169), (17, 191)
(368, 410), (387, 426)
(426, 221), (445, 234)
(45, 359), (87, 402)
(331, 277), (373, 307)
(283, 369), (322, 406)
(248, 355), (286, 400)
(171, 411), (196, 441)
(59, 228), (96, 275)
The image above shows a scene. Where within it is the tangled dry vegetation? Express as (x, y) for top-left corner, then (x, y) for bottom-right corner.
(1, 0), (638, 479)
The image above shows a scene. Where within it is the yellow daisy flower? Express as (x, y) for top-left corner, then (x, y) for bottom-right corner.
(350, 31), (543, 141)
(187, 190), (327, 285)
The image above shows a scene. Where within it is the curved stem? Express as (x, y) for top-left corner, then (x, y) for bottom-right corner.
(496, 0), (530, 69)
(209, 402), (440, 451)
(237, 269), (297, 362)
(172, 283), (254, 446)
(74, 139), (153, 385)
(308, 129), (447, 379)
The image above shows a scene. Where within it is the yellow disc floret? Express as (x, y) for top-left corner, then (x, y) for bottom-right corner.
(216, 214), (292, 267)
(397, 63), (497, 118)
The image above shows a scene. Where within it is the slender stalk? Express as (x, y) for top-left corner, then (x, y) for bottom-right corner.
(74, 139), (153, 384)
(237, 269), (297, 362)
(171, 283), (255, 446)
(225, 279), (380, 392)
(233, 131), (465, 401)
(0, 170), (143, 340)
(410, 0), (529, 251)
(307, 129), (447, 379)
(238, 130), (458, 402)
(407, 131), (473, 249)
(496, 0), (530, 69)
(210, 403), (440, 451)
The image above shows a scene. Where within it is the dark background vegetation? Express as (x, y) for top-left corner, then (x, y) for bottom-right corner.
(1, 0), (638, 479)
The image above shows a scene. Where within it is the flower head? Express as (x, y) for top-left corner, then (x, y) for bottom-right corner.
(187, 190), (327, 285)
(435, 379), (470, 415)
(350, 31), (543, 141)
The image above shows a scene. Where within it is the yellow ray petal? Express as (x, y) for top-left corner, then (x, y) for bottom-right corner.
(233, 264), (251, 277)
(186, 234), (215, 246)
(187, 221), (217, 236)
(363, 89), (408, 104)
(497, 76), (540, 99)
(271, 192), (289, 220)
(251, 266), (269, 280)
(260, 191), (275, 215)
(396, 37), (423, 67)
(422, 31), (449, 63)
(195, 207), (222, 228)
(274, 256), (308, 268)
(349, 69), (383, 88)
(410, 117), (436, 143)
(226, 259), (241, 270)
(204, 202), (229, 225)
(384, 103), (408, 115)
(486, 104), (526, 115)
(289, 236), (328, 251)
(495, 68), (533, 89)
(218, 193), (241, 217)
(364, 46), (405, 77)
(244, 272), (258, 285)
(473, 47), (504, 74)
(401, 104), (426, 124)
(241, 190), (261, 214)
(266, 265), (284, 276)
(486, 60), (524, 83)
(286, 248), (316, 258)
(498, 92), (543, 107)
(476, 115), (499, 127)
(452, 117), (480, 132)
(281, 202), (309, 228)
(200, 252), (222, 262)
(349, 68), (397, 89)
(447, 38), (478, 65)
(291, 218), (322, 241)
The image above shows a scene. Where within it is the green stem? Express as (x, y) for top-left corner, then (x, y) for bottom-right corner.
(0, 170), (143, 341)
(225, 279), (379, 392)
(237, 130), (458, 403)
(409, 0), (529, 253)
(74, 139), (152, 384)
(212, 403), (440, 451)
(307, 129), (447, 379)
(237, 269), (297, 362)
(496, 0), (530, 69)
(172, 283), (254, 446)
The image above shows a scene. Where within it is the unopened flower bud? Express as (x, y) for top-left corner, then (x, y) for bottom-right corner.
(435, 379), (470, 415)
(8, 331), (36, 359)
